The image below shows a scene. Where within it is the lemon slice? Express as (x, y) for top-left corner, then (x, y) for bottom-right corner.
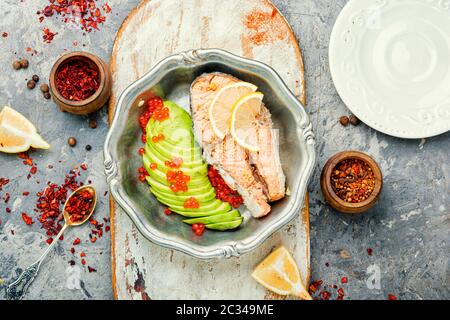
(0, 106), (50, 153)
(252, 246), (312, 300)
(209, 82), (257, 139)
(230, 92), (263, 152)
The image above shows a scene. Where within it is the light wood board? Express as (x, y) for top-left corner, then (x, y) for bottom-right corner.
(108, 0), (309, 300)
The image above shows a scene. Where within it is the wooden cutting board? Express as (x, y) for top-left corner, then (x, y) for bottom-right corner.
(108, 0), (309, 300)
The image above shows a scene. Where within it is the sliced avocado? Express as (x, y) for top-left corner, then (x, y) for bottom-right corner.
(151, 187), (216, 205)
(206, 218), (243, 231)
(146, 140), (204, 168)
(143, 155), (209, 187)
(143, 147), (207, 176)
(168, 198), (226, 213)
(145, 175), (212, 196)
(170, 202), (233, 217)
(182, 210), (241, 225)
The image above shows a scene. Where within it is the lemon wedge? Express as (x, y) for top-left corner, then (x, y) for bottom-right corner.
(229, 92), (263, 152)
(0, 106), (50, 153)
(209, 82), (257, 139)
(252, 246), (312, 300)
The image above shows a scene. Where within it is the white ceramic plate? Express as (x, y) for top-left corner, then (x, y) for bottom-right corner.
(330, 0), (450, 138)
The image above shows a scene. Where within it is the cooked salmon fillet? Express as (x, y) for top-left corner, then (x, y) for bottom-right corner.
(190, 72), (285, 218)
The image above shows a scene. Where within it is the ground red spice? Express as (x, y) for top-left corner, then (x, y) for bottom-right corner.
(331, 158), (375, 203)
(207, 166), (244, 208)
(65, 189), (94, 223)
(38, 0), (112, 33)
(56, 59), (100, 101)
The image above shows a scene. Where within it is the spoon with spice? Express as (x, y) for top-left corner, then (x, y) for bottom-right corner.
(5, 185), (97, 300)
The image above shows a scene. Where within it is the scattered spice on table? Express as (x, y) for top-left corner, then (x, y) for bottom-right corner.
(387, 294), (397, 300)
(2, 32), (8, 38)
(367, 247), (373, 256)
(339, 116), (349, 127)
(56, 59), (100, 101)
(20, 59), (29, 69)
(0, 177), (9, 191)
(43, 28), (58, 43)
(38, 0), (112, 33)
(21, 213), (34, 225)
(68, 137), (77, 147)
(331, 158), (375, 203)
(349, 115), (360, 126)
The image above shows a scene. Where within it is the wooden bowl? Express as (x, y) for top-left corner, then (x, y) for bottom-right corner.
(320, 151), (383, 214)
(49, 51), (111, 115)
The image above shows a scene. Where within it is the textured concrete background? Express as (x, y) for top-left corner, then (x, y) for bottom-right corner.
(0, 0), (448, 300)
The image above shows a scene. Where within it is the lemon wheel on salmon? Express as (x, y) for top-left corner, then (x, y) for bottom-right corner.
(209, 81), (257, 139)
(230, 92), (263, 152)
(252, 246), (312, 300)
(0, 106), (50, 153)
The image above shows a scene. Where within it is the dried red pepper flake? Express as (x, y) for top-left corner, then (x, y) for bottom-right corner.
(3, 193), (10, 203)
(331, 159), (375, 203)
(0, 177), (9, 191)
(337, 288), (345, 296)
(105, 225), (110, 232)
(70, 247), (75, 254)
(88, 266), (97, 273)
(30, 166), (38, 175)
(320, 291), (331, 300)
(138, 148), (145, 155)
(207, 166), (243, 208)
(43, 27), (58, 43)
(80, 163), (88, 171)
(22, 191), (30, 196)
(80, 252), (86, 257)
(367, 248), (373, 256)
(55, 59), (100, 101)
(73, 238), (81, 245)
(5, 207), (11, 213)
(2, 32), (8, 38)
(21, 212), (34, 225)
(81, 259), (86, 265)
(388, 294), (397, 300)
(46, 237), (53, 245)
(66, 189), (94, 223)
(341, 277), (348, 284)
(90, 236), (97, 243)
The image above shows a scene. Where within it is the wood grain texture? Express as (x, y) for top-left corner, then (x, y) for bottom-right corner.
(108, 0), (309, 300)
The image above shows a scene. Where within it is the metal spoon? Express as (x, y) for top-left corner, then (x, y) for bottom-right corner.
(5, 185), (97, 300)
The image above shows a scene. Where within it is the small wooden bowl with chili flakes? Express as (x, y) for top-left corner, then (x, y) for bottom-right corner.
(320, 151), (383, 214)
(49, 51), (112, 115)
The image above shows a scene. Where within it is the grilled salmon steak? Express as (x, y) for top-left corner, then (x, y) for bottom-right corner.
(190, 73), (286, 218)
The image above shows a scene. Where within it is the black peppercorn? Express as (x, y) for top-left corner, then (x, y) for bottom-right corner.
(27, 80), (36, 89)
(32, 75), (39, 83)
(85, 145), (92, 151)
(20, 59), (29, 69)
(68, 137), (77, 147)
(339, 116), (349, 127)
(349, 115), (360, 126)
(43, 92), (51, 100)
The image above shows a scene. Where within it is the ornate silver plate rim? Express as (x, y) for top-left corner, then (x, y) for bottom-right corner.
(104, 48), (316, 259)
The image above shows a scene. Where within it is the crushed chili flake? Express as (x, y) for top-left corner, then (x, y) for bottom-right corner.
(207, 166), (243, 208)
(88, 266), (97, 273)
(46, 237), (53, 245)
(341, 277), (348, 284)
(70, 247), (75, 254)
(73, 237), (81, 245)
(367, 248), (373, 256)
(21, 213), (34, 225)
(0, 177), (9, 191)
(23, 192), (30, 196)
(6, 208), (11, 213)
(2, 32), (8, 38)
(43, 28), (58, 43)
(66, 189), (94, 223)
(105, 225), (110, 232)
(81, 258), (86, 265)
(388, 294), (397, 300)
(56, 59), (100, 101)
(39, 0), (112, 33)
(80, 252), (86, 257)
(331, 159), (375, 203)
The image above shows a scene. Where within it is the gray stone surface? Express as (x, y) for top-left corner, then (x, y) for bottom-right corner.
(0, 0), (448, 300)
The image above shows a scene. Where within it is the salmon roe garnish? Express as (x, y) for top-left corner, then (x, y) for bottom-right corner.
(166, 170), (190, 193)
(207, 166), (243, 208)
(183, 197), (200, 209)
(164, 208), (172, 215)
(192, 223), (205, 236)
(152, 106), (170, 121)
(150, 163), (157, 170)
(165, 157), (183, 169)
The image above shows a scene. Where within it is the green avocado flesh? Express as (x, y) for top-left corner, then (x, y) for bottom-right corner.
(143, 100), (242, 231)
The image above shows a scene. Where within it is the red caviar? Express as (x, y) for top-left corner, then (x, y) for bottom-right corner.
(138, 148), (145, 155)
(183, 197), (200, 209)
(164, 208), (172, 215)
(165, 157), (183, 169)
(166, 170), (190, 192)
(192, 223), (205, 236)
(207, 166), (243, 208)
(150, 163), (157, 170)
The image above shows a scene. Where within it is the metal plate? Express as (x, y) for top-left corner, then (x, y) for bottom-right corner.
(104, 49), (315, 259)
